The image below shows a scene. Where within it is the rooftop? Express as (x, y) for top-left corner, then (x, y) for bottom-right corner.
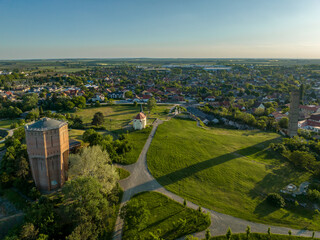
(25, 117), (67, 131)
(135, 112), (146, 120)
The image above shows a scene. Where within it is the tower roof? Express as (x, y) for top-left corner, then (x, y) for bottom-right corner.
(25, 117), (67, 131)
(135, 112), (146, 120)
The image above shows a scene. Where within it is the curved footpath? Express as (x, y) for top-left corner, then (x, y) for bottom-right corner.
(0, 128), (14, 144)
(112, 120), (320, 240)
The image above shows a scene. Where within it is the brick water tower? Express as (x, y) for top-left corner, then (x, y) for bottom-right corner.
(25, 118), (69, 191)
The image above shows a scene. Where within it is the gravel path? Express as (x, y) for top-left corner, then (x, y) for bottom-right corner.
(112, 119), (320, 240)
(0, 128), (13, 144)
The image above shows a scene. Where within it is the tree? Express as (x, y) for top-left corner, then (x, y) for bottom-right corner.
(125, 91), (133, 98)
(266, 193), (285, 208)
(63, 177), (112, 240)
(91, 112), (104, 126)
(20, 223), (39, 240)
(279, 117), (289, 129)
(22, 93), (38, 111)
(120, 199), (150, 231)
(72, 96), (86, 109)
(65, 101), (75, 110)
(226, 227), (232, 240)
(82, 129), (103, 146)
(68, 145), (118, 194)
(205, 229), (211, 240)
(289, 150), (317, 171)
(147, 97), (157, 112)
(246, 225), (251, 239)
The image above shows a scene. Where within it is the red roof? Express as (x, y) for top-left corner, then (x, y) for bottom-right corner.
(309, 114), (320, 122)
(300, 105), (320, 112)
(135, 112), (146, 119)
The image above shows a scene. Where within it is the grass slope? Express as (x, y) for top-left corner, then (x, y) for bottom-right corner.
(122, 127), (151, 164)
(147, 119), (317, 230)
(73, 104), (171, 134)
(122, 191), (210, 240)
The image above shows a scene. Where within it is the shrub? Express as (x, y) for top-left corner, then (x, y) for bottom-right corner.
(266, 193), (285, 208)
(307, 189), (320, 203)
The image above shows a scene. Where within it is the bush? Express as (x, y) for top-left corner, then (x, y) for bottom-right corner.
(266, 193), (285, 208)
(307, 189), (320, 203)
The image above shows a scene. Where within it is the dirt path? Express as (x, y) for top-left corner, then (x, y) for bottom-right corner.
(112, 119), (320, 240)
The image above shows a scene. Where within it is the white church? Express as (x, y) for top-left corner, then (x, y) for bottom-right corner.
(133, 105), (147, 130)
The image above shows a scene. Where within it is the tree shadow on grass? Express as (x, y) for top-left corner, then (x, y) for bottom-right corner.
(125, 138), (279, 195)
(253, 198), (279, 217)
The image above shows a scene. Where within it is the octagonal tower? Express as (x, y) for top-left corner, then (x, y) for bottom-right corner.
(25, 118), (69, 191)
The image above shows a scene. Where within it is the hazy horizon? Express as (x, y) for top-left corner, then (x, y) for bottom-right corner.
(1, 0), (320, 59)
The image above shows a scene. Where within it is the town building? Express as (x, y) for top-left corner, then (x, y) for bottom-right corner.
(25, 118), (69, 191)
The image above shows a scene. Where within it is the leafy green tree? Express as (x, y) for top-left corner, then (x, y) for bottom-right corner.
(289, 150), (317, 171)
(72, 96), (86, 109)
(22, 93), (39, 111)
(120, 199), (150, 231)
(91, 112), (104, 126)
(125, 91), (133, 98)
(226, 227), (232, 240)
(63, 177), (112, 240)
(279, 117), (289, 129)
(205, 229), (211, 240)
(266, 193), (285, 208)
(147, 97), (157, 112)
(20, 223), (39, 240)
(246, 225), (251, 239)
(68, 145), (118, 194)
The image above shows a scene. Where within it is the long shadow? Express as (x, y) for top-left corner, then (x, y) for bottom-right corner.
(125, 138), (279, 195)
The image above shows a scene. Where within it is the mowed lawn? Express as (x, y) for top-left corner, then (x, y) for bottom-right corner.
(68, 125), (151, 165)
(0, 119), (19, 129)
(73, 104), (172, 133)
(122, 191), (210, 240)
(147, 119), (317, 230)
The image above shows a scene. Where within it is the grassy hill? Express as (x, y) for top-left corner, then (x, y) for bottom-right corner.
(147, 118), (317, 230)
(122, 191), (210, 240)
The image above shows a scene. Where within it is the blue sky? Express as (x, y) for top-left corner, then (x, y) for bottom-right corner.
(1, 0), (320, 59)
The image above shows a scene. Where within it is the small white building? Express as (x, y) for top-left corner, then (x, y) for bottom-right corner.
(133, 112), (147, 130)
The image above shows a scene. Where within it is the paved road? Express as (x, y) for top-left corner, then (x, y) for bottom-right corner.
(112, 119), (320, 240)
(0, 128), (13, 144)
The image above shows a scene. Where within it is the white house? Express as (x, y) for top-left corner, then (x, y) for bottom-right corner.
(133, 112), (147, 130)
(91, 94), (105, 102)
(205, 96), (216, 102)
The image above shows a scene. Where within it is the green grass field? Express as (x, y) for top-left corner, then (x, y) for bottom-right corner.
(117, 167), (130, 180)
(122, 191), (210, 240)
(147, 119), (317, 230)
(0, 119), (19, 129)
(122, 127), (152, 164)
(72, 104), (172, 134)
(69, 124), (151, 165)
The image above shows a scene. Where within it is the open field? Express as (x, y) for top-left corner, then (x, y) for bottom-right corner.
(122, 127), (152, 164)
(147, 119), (317, 230)
(122, 191), (210, 240)
(0, 119), (19, 129)
(72, 104), (172, 134)
(68, 123), (151, 165)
